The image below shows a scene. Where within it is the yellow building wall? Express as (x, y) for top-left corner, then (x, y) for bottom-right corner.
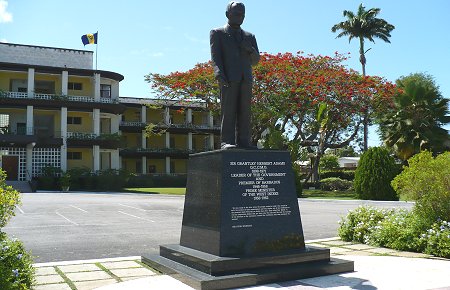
(192, 111), (207, 125)
(67, 76), (93, 97)
(67, 111), (93, 133)
(0, 108), (26, 116)
(172, 159), (187, 173)
(148, 135), (165, 148)
(67, 148), (93, 170)
(34, 74), (61, 94)
(122, 158), (139, 173)
(34, 109), (61, 135)
(0, 71), (27, 91)
(147, 108), (163, 123)
(192, 135), (207, 150)
(172, 134), (187, 149)
(170, 110), (185, 124)
(122, 108), (141, 122)
(123, 133), (141, 148)
(147, 159), (165, 173)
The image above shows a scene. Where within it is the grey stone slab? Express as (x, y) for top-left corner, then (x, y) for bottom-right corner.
(100, 261), (142, 270)
(342, 244), (375, 250)
(366, 247), (399, 255)
(36, 274), (65, 285)
(320, 240), (354, 246)
(110, 267), (156, 278)
(65, 270), (112, 282)
(34, 283), (72, 290)
(35, 267), (58, 276)
(390, 251), (432, 258)
(159, 244), (330, 275)
(58, 263), (101, 273)
(143, 254), (353, 290)
(74, 279), (117, 290)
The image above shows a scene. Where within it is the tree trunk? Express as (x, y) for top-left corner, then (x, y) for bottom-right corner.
(359, 37), (368, 151)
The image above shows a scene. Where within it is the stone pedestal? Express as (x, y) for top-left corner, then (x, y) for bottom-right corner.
(143, 149), (353, 290)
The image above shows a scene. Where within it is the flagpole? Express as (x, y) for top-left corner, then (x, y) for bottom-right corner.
(95, 31), (98, 70)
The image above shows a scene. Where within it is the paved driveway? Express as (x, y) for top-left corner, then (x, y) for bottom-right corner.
(4, 192), (413, 262)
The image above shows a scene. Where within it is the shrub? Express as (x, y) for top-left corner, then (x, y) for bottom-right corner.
(338, 205), (391, 243)
(320, 170), (355, 181)
(319, 177), (352, 191)
(0, 169), (35, 289)
(96, 169), (132, 191)
(392, 151), (450, 225)
(338, 205), (450, 258)
(0, 170), (21, 228)
(420, 220), (450, 258)
(0, 234), (35, 289)
(319, 154), (339, 171)
(367, 209), (423, 251)
(354, 147), (399, 200)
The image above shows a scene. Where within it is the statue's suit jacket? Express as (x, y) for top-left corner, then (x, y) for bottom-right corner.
(210, 24), (259, 82)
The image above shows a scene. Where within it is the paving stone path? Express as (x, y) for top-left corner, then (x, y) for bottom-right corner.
(33, 238), (441, 290)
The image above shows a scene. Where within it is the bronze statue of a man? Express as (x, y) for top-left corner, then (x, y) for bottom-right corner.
(210, 1), (260, 149)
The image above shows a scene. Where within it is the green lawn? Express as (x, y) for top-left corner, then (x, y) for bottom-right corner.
(301, 189), (358, 200)
(123, 187), (186, 195)
(123, 187), (358, 199)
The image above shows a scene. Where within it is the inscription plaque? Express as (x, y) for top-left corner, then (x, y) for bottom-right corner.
(180, 149), (305, 257)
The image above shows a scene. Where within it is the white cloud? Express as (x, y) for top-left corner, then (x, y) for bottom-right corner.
(151, 52), (164, 58)
(0, 38), (7, 42)
(0, 0), (13, 23)
(184, 33), (208, 44)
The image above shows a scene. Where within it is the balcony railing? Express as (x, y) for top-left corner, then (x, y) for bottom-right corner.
(120, 121), (219, 130)
(0, 91), (117, 104)
(120, 121), (147, 127)
(67, 132), (122, 141)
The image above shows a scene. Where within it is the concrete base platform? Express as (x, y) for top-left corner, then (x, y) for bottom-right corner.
(142, 245), (354, 290)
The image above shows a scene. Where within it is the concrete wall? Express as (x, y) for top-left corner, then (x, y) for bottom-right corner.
(0, 42), (93, 69)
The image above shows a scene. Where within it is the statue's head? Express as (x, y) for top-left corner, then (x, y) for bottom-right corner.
(226, 2), (245, 28)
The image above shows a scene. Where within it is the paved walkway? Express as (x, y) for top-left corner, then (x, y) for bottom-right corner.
(33, 238), (450, 290)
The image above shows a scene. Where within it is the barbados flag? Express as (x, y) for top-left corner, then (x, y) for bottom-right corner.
(81, 32), (98, 46)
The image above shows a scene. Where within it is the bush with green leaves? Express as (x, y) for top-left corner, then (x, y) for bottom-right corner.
(319, 177), (352, 191)
(0, 234), (35, 289)
(338, 205), (450, 258)
(320, 170), (355, 181)
(338, 205), (391, 243)
(319, 154), (339, 171)
(392, 151), (450, 225)
(0, 170), (21, 228)
(354, 147), (399, 200)
(420, 220), (450, 258)
(366, 209), (423, 251)
(0, 168), (35, 289)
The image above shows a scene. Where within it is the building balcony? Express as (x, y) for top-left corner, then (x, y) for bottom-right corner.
(0, 91), (126, 114)
(119, 147), (214, 158)
(0, 126), (63, 147)
(66, 132), (123, 148)
(119, 120), (220, 134)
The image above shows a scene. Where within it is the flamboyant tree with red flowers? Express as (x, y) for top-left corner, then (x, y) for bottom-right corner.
(145, 52), (397, 183)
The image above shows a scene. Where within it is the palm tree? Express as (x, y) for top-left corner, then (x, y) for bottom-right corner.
(379, 73), (450, 161)
(332, 3), (395, 151)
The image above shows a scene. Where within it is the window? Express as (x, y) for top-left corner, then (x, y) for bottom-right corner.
(67, 117), (82, 125)
(67, 152), (82, 160)
(68, 82), (82, 90)
(100, 84), (111, 98)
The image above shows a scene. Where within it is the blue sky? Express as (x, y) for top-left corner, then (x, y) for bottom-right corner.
(1, 0), (449, 146)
